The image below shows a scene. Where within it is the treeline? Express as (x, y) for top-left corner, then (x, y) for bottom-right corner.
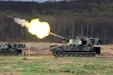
(0, 0), (113, 43)
(1, 0), (113, 15)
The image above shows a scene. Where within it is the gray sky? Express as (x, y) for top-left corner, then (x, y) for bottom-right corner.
(9, 0), (63, 2)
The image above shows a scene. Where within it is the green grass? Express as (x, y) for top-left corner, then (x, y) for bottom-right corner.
(0, 56), (113, 75)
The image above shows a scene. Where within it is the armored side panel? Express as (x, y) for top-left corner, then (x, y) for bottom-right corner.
(50, 45), (100, 57)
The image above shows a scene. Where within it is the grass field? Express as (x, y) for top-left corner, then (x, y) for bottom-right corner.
(0, 55), (113, 75)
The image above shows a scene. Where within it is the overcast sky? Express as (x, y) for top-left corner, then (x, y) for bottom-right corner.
(9, 0), (63, 2)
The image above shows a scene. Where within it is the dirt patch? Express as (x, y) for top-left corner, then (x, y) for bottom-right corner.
(22, 42), (65, 55)
(0, 42), (113, 56)
(96, 45), (113, 56)
(0, 72), (20, 75)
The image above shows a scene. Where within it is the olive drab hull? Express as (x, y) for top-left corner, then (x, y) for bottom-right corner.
(50, 45), (100, 57)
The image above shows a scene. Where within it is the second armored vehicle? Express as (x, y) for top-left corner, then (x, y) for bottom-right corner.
(0, 43), (26, 55)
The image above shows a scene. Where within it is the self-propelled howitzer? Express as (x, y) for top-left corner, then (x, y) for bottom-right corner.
(50, 32), (101, 57)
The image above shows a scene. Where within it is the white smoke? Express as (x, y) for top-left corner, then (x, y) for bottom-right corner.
(14, 18), (29, 27)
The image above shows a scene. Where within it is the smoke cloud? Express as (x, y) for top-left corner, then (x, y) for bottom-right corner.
(14, 18), (30, 27)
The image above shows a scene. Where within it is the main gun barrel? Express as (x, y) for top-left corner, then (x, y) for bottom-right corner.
(50, 32), (69, 42)
(50, 32), (65, 39)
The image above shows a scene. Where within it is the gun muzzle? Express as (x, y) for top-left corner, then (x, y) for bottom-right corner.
(7, 15), (13, 18)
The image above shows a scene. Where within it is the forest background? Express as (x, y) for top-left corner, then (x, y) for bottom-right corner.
(0, 0), (113, 43)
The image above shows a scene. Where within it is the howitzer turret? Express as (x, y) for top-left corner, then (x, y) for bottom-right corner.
(50, 32), (101, 57)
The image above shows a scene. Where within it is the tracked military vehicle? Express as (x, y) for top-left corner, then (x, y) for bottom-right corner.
(50, 32), (103, 57)
(0, 43), (26, 55)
